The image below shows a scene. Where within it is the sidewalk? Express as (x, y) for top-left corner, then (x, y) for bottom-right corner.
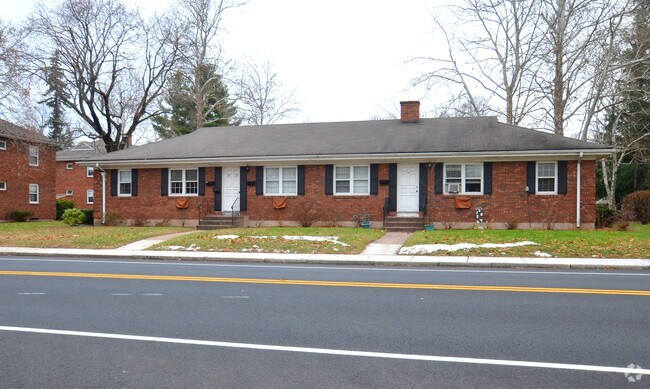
(1, 245), (649, 270)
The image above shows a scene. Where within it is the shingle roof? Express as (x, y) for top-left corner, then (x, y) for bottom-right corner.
(86, 117), (611, 164)
(0, 119), (55, 145)
(56, 140), (106, 161)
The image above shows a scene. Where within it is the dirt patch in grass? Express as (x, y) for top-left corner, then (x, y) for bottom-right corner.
(151, 227), (385, 254)
(0, 221), (190, 249)
(401, 224), (650, 259)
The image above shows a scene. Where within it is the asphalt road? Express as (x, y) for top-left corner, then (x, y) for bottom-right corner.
(0, 256), (649, 388)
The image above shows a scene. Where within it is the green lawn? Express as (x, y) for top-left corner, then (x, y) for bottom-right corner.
(151, 227), (385, 254)
(402, 224), (650, 258)
(0, 221), (189, 249)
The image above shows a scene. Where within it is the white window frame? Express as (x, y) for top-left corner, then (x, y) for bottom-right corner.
(443, 163), (483, 195)
(87, 166), (94, 177)
(29, 146), (39, 166)
(66, 162), (73, 170)
(536, 162), (558, 195)
(264, 166), (298, 196)
(0, 140), (7, 150)
(334, 165), (370, 195)
(66, 189), (74, 196)
(118, 170), (132, 197)
(169, 168), (199, 196)
(29, 183), (39, 204)
(87, 189), (94, 204)
(0, 181), (6, 191)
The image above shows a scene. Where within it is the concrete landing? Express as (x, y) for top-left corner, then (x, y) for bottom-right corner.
(361, 232), (410, 255)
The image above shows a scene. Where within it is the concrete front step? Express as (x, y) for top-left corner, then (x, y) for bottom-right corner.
(197, 216), (240, 230)
(384, 217), (424, 232)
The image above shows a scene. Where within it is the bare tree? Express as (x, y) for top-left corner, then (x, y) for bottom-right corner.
(28, 0), (183, 152)
(0, 20), (31, 122)
(235, 59), (299, 125)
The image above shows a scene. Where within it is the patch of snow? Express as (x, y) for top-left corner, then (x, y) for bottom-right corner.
(213, 235), (239, 239)
(163, 245), (185, 251)
(281, 235), (349, 246)
(534, 251), (553, 258)
(399, 241), (538, 255)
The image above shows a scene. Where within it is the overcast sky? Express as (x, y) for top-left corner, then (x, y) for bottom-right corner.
(2, 0), (444, 124)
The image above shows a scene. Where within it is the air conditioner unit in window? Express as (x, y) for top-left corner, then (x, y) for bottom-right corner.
(446, 183), (460, 193)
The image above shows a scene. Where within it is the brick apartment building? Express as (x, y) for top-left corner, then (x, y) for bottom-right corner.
(0, 119), (57, 221)
(56, 141), (105, 209)
(81, 101), (612, 230)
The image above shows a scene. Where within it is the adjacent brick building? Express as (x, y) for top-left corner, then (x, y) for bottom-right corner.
(0, 119), (57, 221)
(82, 101), (611, 230)
(56, 141), (105, 209)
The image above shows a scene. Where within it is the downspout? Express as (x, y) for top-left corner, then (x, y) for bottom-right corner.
(576, 152), (583, 228)
(96, 163), (107, 225)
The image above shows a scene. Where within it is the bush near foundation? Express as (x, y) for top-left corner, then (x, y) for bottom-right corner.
(62, 208), (86, 226)
(622, 190), (650, 224)
(596, 205), (616, 228)
(56, 200), (76, 220)
(9, 210), (34, 222)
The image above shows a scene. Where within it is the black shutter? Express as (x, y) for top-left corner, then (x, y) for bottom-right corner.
(388, 163), (397, 212)
(297, 165), (306, 195)
(255, 167), (264, 195)
(239, 166), (248, 211)
(161, 168), (169, 196)
(419, 163), (428, 212)
(558, 161), (568, 194)
(325, 165), (333, 195)
(370, 164), (379, 195)
(131, 169), (139, 196)
(434, 163), (443, 195)
(110, 170), (118, 197)
(526, 162), (536, 194)
(483, 162), (493, 195)
(198, 167), (206, 196)
(214, 167), (222, 211)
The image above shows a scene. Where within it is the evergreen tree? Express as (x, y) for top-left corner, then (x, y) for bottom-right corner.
(152, 63), (237, 139)
(42, 50), (71, 150)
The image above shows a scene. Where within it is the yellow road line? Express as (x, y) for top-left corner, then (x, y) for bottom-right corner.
(1, 270), (649, 296)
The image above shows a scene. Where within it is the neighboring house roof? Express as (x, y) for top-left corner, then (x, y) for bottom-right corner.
(56, 140), (106, 162)
(83, 117), (613, 167)
(0, 119), (56, 145)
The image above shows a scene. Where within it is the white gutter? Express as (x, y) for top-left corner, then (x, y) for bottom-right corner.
(96, 163), (106, 225)
(576, 152), (582, 228)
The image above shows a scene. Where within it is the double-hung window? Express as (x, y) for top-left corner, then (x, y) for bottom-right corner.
(66, 162), (73, 169)
(0, 181), (6, 191)
(537, 162), (557, 194)
(87, 189), (94, 204)
(29, 183), (39, 204)
(0, 140), (6, 150)
(444, 163), (483, 194)
(264, 167), (297, 195)
(118, 170), (132, 196)
(87, 167), (94, 177)
(335, 166), (369, 195)
(29, 146), (39, 166)
(170, 169), (198, 195)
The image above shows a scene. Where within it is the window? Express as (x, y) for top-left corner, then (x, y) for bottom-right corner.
(87, 167), (94, 177)
(170, 168), (198, 195)
(537, 162), (557, 194)
(334, 166), (369, 195)
(0, 182), (6, 191)
(29, 146), (39, 166)
(264, 167), (297, 195)
(118, 170), (132, 196)
(444, 163), (483, 194)
(66, 162), (73, 170)
(29, 184), (39, 204)
(66, 189), (74, 195)
(87, 189), (94, 204)
(0, 140), (6, 150)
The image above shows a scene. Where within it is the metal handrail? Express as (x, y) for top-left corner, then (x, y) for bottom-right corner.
(382, 197), (389, 228)
(230, 197), (239, 227)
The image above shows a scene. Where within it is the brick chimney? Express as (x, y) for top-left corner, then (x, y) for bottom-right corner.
(400, 101), (420, 123)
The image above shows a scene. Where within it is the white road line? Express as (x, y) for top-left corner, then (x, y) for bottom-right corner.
(220, 296), (249, 299)
(17, 293), (45, 295)
(0, 325), (647, 376)
(142, 293), (163, 296)
(110, 293), (132, 296)
(1, 257), (648, 277)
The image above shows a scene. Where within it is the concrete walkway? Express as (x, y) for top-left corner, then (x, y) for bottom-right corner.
(361, 232), (410, 255)
(117, 231), (198, 250)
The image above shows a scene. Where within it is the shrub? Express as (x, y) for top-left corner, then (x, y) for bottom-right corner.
(9, 210), (33, 222)
(104, 211), (121, 226)
(81, 209), (94, 225)
(595, 205), (616, 229)
(622, 190), (650, 224)
(56, 200), (76, 220)
(62, 208), (86, 226)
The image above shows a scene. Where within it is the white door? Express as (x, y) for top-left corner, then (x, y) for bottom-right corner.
(397, 164), (419, 214)
(222, 167), (240, 213)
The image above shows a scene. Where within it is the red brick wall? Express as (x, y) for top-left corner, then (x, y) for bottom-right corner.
(55, 161), (95, 209)
(0, 138), (56, 220)
(92, 161), (597, 229)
